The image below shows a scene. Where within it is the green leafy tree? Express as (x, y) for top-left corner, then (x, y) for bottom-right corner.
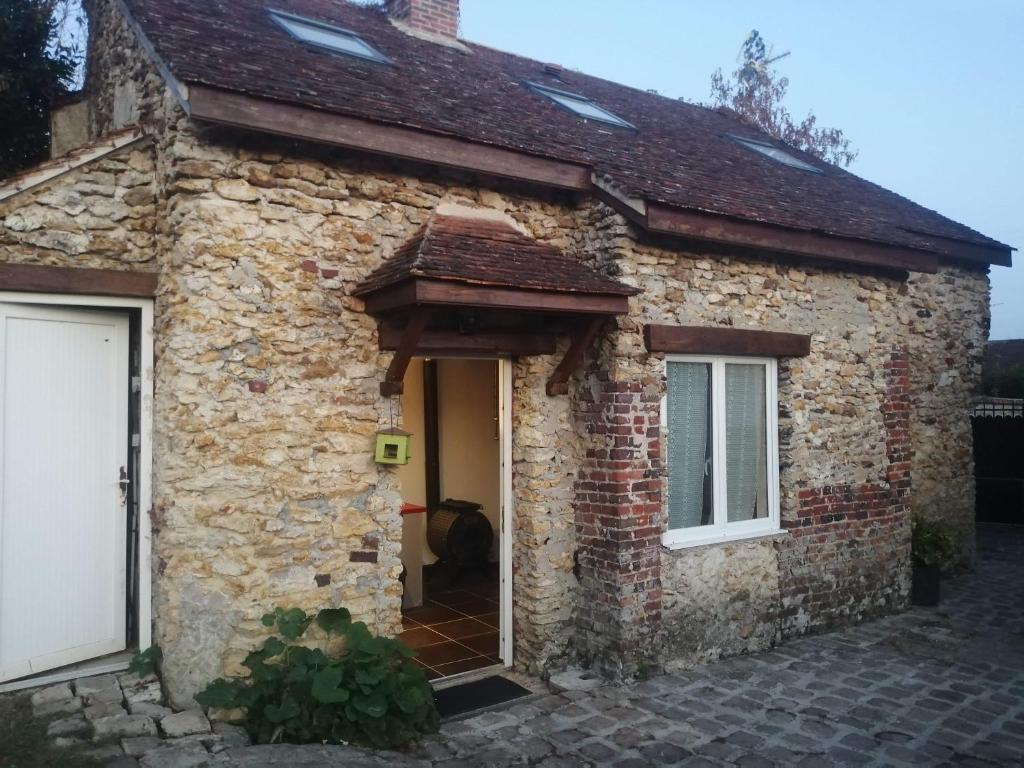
(711, 30), (858, 167)
(981, 364), (1024, 398)
(0, 0), (82, 179)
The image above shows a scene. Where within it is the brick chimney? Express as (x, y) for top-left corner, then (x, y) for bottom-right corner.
(386, 0), (459, 39)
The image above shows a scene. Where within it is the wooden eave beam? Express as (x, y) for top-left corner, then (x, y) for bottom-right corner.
(547, 316), (606, 396)
(0, 263), (158, 298)
(596, 184), (946, 274)
(644, 324), (811, 358)
(644, 203), (939, 274)
(186, 87), (1008, 271)
(358, 278), (631, 316)
(380, 307), (429, 396)
(900, 228), (1013, 268)
(188, 86), (591, 192)
(379, 324), (556, 356)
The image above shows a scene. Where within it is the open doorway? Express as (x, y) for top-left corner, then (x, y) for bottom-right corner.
(397, 357), (512, 681)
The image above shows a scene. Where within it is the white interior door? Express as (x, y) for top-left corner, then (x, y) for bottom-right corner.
(0, 303), (129, 682)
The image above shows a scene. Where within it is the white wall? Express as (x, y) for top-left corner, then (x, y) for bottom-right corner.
(398, 358), (501, 563)
(438, 359), (501, 561)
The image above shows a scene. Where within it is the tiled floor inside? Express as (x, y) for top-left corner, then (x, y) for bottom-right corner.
(400, 573), (501, 680)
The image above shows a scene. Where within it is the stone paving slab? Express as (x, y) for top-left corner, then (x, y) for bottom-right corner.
(8, 524), (1024, 766)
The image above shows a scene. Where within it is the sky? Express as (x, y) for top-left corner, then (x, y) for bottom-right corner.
(459, 0), (1024, 339)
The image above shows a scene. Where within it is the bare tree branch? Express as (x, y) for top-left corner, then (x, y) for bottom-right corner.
(710, 31), (858, 168)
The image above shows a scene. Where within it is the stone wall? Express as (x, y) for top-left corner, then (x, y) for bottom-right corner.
(0, 143), (157, 271)
(660, 536), (782, 668)
(779, 343), (913, 637)
(511, 352), (581, 675)
(22, 0), (992, 701)
(84, 0), (174, 137)
(576, 206), (917, 665)
(904, 265), (990, 561)
(1, 104), (990, 699)
(150, 126), (598, 703)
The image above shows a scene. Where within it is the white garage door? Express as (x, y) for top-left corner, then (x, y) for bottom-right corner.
(0, 303), (129, 682)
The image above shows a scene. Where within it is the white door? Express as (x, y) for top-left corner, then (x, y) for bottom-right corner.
(498, 358), (513, 667)
(0, 303), (129, 682)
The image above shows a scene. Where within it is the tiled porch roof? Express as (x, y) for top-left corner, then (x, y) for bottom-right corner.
(353, 215), (637, 297)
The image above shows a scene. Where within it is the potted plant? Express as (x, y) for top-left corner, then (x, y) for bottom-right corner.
(910, 516), (960, 606)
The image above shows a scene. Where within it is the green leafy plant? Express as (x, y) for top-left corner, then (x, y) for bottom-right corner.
(195, 606), (438, 749)
(127, 645), (162, 677)
(911, 516), (960, 570)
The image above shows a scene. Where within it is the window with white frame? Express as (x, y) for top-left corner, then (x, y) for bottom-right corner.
(663, 355), (780, 547)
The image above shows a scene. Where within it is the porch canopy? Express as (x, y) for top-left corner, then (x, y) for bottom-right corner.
(353, 213), (638, 396)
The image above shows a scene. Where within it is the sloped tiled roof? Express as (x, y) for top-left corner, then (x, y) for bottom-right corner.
(0, 127), (146, 202)
(120, 0), (1012, 263)
(354, 214), (638, 296)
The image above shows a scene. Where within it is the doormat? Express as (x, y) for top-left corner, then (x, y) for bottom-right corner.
(433, 675), (532, 719)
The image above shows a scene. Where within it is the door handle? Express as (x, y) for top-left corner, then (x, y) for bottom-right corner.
(119, 466), (130, 506)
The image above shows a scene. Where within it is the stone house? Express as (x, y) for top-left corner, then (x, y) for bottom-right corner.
(0, 0), (1012, 706)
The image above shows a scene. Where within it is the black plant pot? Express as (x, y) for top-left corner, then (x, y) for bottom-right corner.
(912, 563), (941, 606)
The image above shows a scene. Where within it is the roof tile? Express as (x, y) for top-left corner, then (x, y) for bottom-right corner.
(121, 0), (1012, 261)
(353, 215), (637, 296)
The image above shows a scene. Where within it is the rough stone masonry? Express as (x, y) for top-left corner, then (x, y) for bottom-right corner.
(0, 0), (992, 705)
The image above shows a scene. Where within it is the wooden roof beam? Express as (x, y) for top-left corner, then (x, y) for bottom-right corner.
(188, 86), (592, 192)
(359, 278), (631, 316)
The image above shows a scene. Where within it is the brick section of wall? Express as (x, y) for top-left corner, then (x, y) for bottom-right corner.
(573, 376), (664, 674)
(386, 0), (459, 37)
(779, 344), (912, 637)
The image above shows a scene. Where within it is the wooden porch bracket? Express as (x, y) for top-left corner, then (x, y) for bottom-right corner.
(380, 308), (429, 396)
(546, 316), (606, 396)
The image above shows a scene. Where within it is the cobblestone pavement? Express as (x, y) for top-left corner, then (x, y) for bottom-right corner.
(18, 524), (1024, 767)
(402, 525), (1024, 768)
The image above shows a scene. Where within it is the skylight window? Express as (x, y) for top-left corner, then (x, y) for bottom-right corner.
(525, 82), (635, 130)
(269, 9), (390, 64)
(728, 135), (822, 173)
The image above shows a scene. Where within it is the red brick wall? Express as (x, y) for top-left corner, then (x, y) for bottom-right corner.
(570, 337), (914, 671)
(778, 344), (913, 636)
(386, 0), (459, 38)
(573, 377), (664, 673)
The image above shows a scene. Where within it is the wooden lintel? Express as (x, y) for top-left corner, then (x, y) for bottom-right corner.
(547, 317), (606, 396)
(358, 280), (419, 316)
(0, 263), (158, 298)
(380, 308), (429, 396)
(189, 86), (592, 192)
(360, 279), (631, 316)
(379, 325), (556, 356)
(644, 324), (811, 358)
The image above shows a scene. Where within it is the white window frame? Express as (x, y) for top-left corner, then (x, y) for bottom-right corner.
(662, 354), (781, 549)
(268, 9), (391, 65)
(524, 81), (636, 130)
